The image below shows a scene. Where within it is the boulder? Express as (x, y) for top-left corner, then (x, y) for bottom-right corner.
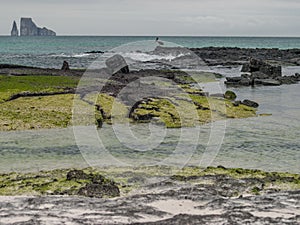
(225, 77), (251, 86)
(239, 78), (252, 86)
(277, 75), (299, 85)
(61, 61), (70, 71)
(224, 90), (237, 100)
(66, 170), (89, 180)
(226, 77), (242, 82)
(66, 170), (120, 198)
(242, 58), (282, 78)
(242, 99), (259, 108)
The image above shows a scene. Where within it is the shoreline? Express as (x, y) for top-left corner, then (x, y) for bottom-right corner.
(0, 166), (299, 224)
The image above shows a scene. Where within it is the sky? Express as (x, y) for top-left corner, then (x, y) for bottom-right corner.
(1, 0), (300, 36)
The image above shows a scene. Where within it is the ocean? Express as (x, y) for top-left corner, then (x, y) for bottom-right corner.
(0, 36), (299, 174)
(1, 36), (300, 68)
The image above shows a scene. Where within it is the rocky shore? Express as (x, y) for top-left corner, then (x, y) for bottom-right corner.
(190, 47), (300, 66)
(0, 64), (258, 130)
(0, 166), (299, 224)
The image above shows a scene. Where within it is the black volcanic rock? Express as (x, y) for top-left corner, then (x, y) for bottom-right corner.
(243, 58), (282, 78)
(20, 18), (56, 36)
(11, 20), (19, 36)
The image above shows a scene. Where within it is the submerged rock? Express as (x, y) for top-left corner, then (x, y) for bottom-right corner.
(254, 79), (281, 86)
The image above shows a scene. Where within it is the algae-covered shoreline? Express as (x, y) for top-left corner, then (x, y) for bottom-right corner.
(0, 166), (299, 224)
(0, 65), (257, 131)
(1, 166), (299, 197)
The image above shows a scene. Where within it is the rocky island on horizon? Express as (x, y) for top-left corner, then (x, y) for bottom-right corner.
(11, 18), (56, 37)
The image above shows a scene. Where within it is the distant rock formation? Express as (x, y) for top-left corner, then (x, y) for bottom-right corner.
(19, 18), (56, 36)
(11, 21), (19, 36)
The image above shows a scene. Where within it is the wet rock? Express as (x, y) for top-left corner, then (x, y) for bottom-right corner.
(240, 78), (252, 86)
(277, 75), (300, 84)
(254, 79), (281, 86)
(66, 170), (120, 198)
(242, 99), (259, 108)
(85, 50), (104, 54)
(251, 71), (270, 79)
(244, 58), (282, 78)
(225, 77), (242, 82)
(191, 47), (300, 66)
(61, 61), (70, 71)
(225, 77), (251, 86)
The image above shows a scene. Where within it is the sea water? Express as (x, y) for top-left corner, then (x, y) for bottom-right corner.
(1, 36), (300, 68)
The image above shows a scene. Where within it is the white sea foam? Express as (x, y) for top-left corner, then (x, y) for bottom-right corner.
(122, 52), (186, 62)
(49, 53), (91, 58)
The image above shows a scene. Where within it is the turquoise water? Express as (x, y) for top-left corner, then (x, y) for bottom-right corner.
(1, 36), (300, 68)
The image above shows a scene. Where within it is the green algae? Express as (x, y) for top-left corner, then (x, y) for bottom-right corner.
(0, 73), (256, 131)
(0, 75), (79, 102)
(131, 92), (256, 128)
(0, 168), (119, 198)
(0, 166), (298, 197)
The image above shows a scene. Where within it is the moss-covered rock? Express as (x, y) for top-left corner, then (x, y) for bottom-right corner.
(224, 90), (237, 100)
(0, 169), (120, 198)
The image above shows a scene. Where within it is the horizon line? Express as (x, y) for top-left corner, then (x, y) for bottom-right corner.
(1, 34), (300, 38)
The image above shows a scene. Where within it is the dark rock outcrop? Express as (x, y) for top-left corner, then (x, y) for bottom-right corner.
(242, 58), (282, 78)
(190, 47), (300, 66)
(67, 170), (120, 198)
(11, 20), (19, 36)
(20, 18), (56, 36)
(61, 61), (70, 71)
(242, 99), (259, 108)
(225, 58), (300, 87)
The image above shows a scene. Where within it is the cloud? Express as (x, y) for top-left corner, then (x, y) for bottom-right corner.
(1, 0), (300, 36)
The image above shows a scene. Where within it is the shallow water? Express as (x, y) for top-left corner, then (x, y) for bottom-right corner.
(0, 81), (299, 173)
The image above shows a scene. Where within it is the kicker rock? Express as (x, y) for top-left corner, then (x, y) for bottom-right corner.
(11, 21), (19, 36)
(20, 18), (56, 36)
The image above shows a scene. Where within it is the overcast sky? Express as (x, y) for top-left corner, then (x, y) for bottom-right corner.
(1, 0), (300, 36)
